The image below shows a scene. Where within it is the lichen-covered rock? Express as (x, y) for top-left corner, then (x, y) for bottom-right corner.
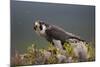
(11, 42), (95, 66)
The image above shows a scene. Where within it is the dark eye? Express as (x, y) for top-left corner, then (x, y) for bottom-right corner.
(34, 25), (37, 30)
(34, 26), (36, 30)
(40, 25), (42, 30)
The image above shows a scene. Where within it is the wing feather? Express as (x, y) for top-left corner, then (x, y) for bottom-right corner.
(46, 25), (81, 41)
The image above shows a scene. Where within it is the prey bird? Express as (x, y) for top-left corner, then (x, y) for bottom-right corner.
(33, 20), (85, 49)
(33, 20), (88, 62)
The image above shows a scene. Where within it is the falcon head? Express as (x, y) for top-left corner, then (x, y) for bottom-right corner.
(33, 20), (49, 36)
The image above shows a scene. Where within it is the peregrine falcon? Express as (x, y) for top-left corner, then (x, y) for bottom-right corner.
(33, 20), (85, 50)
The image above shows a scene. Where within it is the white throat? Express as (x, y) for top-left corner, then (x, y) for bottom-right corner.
(40, 25), (46, 36)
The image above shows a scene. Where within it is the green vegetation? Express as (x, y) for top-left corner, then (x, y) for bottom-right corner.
(11, 42), (95, 66)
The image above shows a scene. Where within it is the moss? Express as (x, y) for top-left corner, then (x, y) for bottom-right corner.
(85, 43), (95, 61)
(63, 43), (74, 57)
(11, 42), (95, 66)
